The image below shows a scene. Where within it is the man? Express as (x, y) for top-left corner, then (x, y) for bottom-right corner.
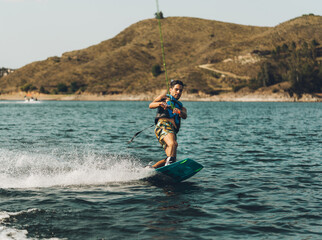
(149, 80), (187, 168)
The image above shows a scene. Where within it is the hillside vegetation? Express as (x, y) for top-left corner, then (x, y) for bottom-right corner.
(0, 15), (321, 96)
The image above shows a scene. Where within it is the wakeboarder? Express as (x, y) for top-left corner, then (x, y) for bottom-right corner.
(149, 80), (187, 168)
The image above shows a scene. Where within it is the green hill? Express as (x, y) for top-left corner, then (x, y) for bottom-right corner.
(1, 15), (321, 96)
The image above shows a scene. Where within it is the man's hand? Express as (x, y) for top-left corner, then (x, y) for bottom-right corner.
(160, 102), (168, 110)
(172, 108), (181, 115)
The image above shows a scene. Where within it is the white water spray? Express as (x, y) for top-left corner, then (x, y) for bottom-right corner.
(0, 149), (154, 189)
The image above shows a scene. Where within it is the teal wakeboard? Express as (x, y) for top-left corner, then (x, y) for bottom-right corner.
(155, 158), (203, 182)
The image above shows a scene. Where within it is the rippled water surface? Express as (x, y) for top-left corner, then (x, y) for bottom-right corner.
(0, 101), (321, 239)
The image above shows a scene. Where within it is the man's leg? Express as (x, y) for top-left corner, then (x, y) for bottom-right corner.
(152, 133), (178, 168)
(163, 133), (178, 165)
(152, 158), (166, 168)
(163, 133), (178, 157)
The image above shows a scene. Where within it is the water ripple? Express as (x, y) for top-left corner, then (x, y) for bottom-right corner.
(0, 101), (321, 239)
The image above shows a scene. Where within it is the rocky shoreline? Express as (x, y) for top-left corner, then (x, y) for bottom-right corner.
(0, 91), (321, 102)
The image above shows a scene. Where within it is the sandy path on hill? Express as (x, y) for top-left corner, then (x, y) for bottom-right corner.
(199, 64), (251, 80)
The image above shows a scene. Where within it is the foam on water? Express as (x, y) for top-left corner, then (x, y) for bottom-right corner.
(0, 209), (36, 240)
(0, 101), (42, 104)
(0, 224), (29, 240)
(0, 149), (154, 188)
(0, 209), (62, 240)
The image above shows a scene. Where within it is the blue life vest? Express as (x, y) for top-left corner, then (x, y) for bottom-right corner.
(155, 94), (183, 133)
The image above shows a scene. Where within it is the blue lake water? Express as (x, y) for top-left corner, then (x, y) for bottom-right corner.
(0, 101), (321, 239)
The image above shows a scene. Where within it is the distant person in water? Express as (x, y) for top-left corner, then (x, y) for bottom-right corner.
(149, 80), (187, 168)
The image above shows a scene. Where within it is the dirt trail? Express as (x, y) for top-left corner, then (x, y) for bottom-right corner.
(199, 64), (251, 80)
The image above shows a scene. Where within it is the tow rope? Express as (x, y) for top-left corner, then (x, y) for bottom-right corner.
(156, 0), (170, 95)
(128, 0), (174, 144)
(155, 0), (175, 110)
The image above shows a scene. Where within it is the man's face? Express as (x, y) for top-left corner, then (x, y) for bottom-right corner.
(170, 84), (183, 100)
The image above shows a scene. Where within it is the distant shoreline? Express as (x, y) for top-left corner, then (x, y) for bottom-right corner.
(0, 92), (321, 102)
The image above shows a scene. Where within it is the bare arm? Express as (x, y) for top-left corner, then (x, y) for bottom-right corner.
(180, 106), (187, 119)
(149, 94), (187, 119)
(149, 94), (168, 109)
(173, 106), (187, 119)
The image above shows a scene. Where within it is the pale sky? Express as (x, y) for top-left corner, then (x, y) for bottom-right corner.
(1, 0), (321, 69)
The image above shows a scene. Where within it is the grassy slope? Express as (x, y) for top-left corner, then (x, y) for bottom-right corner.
(1, 15), (321, 95)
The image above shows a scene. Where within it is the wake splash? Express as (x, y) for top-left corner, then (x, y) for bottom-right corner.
(0, 209), (37, 240)
(0, 149), (154, 188)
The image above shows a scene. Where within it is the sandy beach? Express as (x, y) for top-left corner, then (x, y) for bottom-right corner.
(0, 91), (321, 102)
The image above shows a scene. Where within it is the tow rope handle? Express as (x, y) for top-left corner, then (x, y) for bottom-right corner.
(166, 104), (181, 115)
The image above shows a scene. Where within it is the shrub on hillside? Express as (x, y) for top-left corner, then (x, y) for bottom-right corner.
(248, 78), (263, 91)
(39, 86), (49, 94)
(70, 81), (80, 93)
(232, 84), (247, 92)
(20, 83), (37, 92)
(70, 81), (87, 93)
(152, 64), (162, 77)
(57, 83), (68, 93)
(187, 88), (198, 94)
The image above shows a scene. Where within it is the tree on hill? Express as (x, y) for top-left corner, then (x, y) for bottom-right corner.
(39, 86), (49, 94)
(249, 62), (281, 90)
(247, 40), (322, 94)
(70, 81), (80, 93)
(57, 83), (68, 93)
(20, 83), (37, 92)
(288, 61), (322, 94)
(155, 11), (164, 19)
(152, 64), (162, 77)
(287, 41), (322, 94)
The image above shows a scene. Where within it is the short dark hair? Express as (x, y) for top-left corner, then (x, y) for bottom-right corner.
(170, 79), (184, 88)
